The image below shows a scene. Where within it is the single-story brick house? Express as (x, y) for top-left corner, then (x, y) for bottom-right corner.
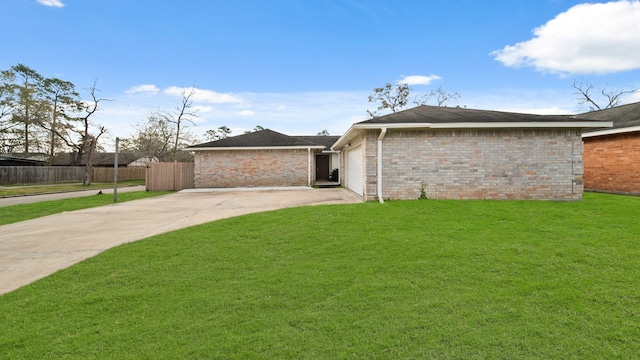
(184, 129), (340, 188)
(331, 105), (610, 201)
(576, 102), (640, 195)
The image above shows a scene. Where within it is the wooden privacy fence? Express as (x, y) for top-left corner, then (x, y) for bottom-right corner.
(0, 166), (146, 185)
(94, 167), (146, 182)
(145, 162), (195, 191)
(1, 166), (84, 185)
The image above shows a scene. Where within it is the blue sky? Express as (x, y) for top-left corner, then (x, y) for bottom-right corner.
(4, 0), (640, 146)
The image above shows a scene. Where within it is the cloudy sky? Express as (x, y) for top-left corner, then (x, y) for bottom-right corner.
(4, 0), (640, 147)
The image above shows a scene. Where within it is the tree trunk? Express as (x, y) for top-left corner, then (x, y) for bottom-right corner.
(83, 164), (93, 186)
(83, 136), (95, 185)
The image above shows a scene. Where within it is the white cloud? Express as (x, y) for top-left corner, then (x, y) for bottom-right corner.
(492, 0), (640, 75)
(623, 89), (640, 103)
(236, 110), (255, 116)
(36, 0), (64, 7)
(164, 86), (243, 103)
(398, 74), (441, 86)
(193, 105), (214, 113)
(125, 84), (160, 95)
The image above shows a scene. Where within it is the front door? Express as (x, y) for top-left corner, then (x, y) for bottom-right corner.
(316, 155), (330, 180)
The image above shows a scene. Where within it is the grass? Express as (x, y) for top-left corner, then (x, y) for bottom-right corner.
(1, 193), (639, 359)
(0, 179), (145, 197)
(0, 191), (170, 226)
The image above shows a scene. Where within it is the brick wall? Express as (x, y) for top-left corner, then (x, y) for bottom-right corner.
(583, 132), (640, 194)
(194, 149), (311, 188)
(363, 128), (583, 201)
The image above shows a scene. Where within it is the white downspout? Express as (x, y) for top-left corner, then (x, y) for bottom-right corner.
(377, 127), (387, 204)
(308, 148), (312, 187)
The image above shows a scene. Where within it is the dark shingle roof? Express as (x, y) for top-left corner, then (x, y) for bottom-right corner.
(186, 129), (327, 149)
(52, 152), (151, 166)
(0, 154), (47, 166)
(574, 102), (640, 132)
(296, 136), (341, 148)
(358, 105), (585, 124)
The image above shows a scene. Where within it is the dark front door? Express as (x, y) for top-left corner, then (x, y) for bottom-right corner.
(316, 155), (330, 180)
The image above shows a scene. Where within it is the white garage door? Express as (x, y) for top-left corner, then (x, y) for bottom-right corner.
(346, 144), (363, 196)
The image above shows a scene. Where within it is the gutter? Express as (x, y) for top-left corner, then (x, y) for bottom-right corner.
(308, 148), (312, 187)
(377, 127), (387, 204)
(582, 125), (640, 138)
(183, 145), (325, 151)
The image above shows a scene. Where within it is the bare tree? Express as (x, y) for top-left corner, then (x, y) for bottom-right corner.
(573, 78), (637, 111)
(77, 83), (108, 185)
(367, 83), (411, 118)
(123, 115), (176, 161)
(367, 82), (460, 118)
(49, 81), (109, 185)
(154, 88), (199, 160)
(205, 125), (231, 141)
(413, 87), (461, 107)
(244, 125), (265, 134)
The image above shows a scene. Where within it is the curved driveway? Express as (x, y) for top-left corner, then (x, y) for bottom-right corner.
(0, 187), (362, 295)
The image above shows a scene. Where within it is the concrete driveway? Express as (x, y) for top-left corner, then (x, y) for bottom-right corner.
(0, 187), (361, 295)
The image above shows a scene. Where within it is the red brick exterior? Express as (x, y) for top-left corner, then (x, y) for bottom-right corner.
(194, 149), (313, 188)
(583, 131), (640, 194)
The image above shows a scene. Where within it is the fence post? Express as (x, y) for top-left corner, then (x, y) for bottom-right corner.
(114, 137), (119, 202)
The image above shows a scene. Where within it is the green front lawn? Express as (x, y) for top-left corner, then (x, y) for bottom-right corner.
(0, 191), (170, 226)
(0, 179), (145, 197)
(1, 193), (639, 358)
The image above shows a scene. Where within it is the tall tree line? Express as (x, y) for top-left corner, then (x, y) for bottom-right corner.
(0, 64), (108, 184)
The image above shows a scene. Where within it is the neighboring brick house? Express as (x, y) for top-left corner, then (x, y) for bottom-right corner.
(184, 129), (340, 188)
(331, 105), (610, 202)
(576, 102), (640, 195)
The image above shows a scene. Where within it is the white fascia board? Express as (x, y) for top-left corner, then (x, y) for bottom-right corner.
(354, 121), (612, 130)
(184, 145), (325, 151)
(582, 125), (640, 138)
(353, 123), (433, 129)
(331, 126), (361, 150)
(428, 121), (612, 129)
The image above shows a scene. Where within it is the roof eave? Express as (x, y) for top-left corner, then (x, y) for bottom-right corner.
(183, 145), (326, 151)
(428, 121), (613, 129)
(582, 125), (640, 138)
(331, 121), (613, 150)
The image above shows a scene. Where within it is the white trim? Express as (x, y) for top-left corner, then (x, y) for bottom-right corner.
(428, 121), (612, 129)
(184, 145), (325, 151)
(332, 121), (612, 150)
(582, 126), (640, 138)
(352, 121), (611, 130)
(307, 148), (311, 186)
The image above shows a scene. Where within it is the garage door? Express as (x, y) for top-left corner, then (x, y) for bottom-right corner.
(346, 144), (363, 196)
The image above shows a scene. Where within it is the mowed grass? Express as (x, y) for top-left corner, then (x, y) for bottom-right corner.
(1, 193), (639, 359)
(0, 179), (145, 197)
(0, 191), (170, 226)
